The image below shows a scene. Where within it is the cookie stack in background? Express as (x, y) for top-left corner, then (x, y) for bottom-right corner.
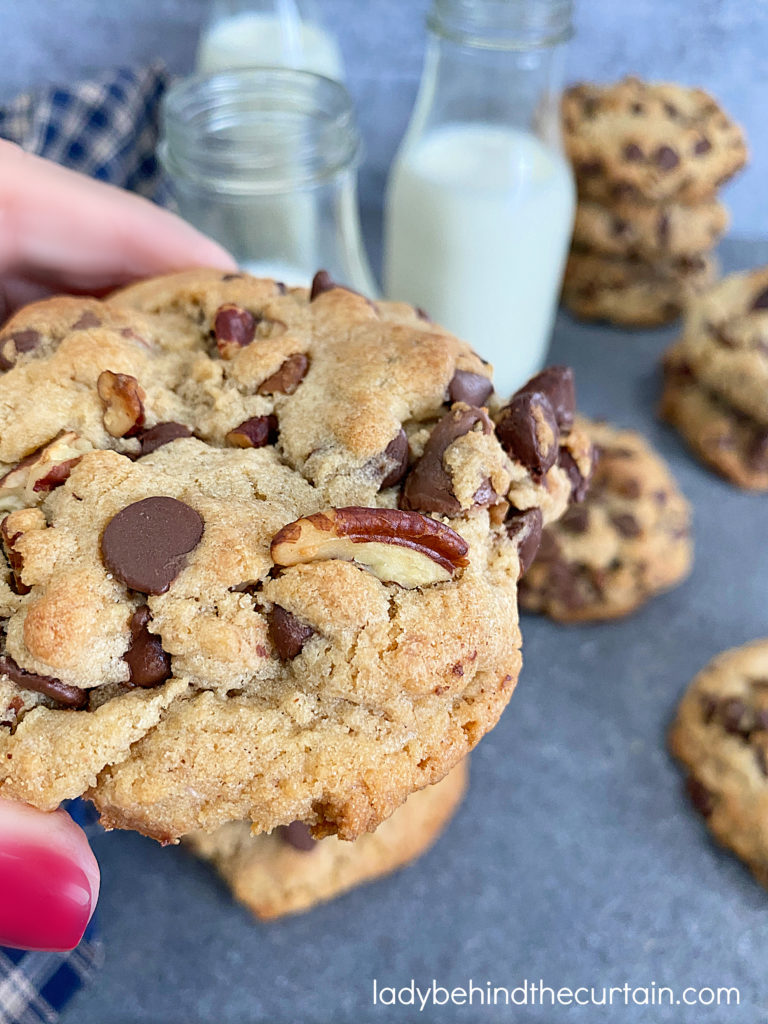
(561, 77), (748, 327)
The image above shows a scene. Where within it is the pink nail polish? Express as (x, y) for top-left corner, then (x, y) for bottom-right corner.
(0, 841), (94, 951)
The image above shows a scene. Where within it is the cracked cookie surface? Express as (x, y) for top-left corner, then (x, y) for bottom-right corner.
(520, 420), (692, 622)
(563, 77), (747, 205)
(669, 640), (768, 889)
(563, 251), (716, 327)
(0, 270), (592, 841)
(661, 268), (768, 490)
(185, 758), (468, 919)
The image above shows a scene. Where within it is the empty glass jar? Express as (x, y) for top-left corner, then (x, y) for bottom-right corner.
(159, 69), (375, 292)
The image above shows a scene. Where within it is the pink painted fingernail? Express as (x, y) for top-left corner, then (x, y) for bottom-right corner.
(0, 841), (95, 951)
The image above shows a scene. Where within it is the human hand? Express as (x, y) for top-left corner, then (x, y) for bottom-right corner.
(0, 142), (236, 950)
(0, 138), (236, 319)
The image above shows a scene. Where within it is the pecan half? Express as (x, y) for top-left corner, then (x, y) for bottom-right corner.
(0, 433), (92, 512)
(214, 304), (256, 357)
(270, 507), (468, 587)
(226, 415), (279, 449)
(97, 370), (146, 438)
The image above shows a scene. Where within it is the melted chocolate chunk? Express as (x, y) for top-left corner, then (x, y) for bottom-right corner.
(380, 429), (409, 488)
(448, 370), (493, 407)
(268, 606), (315, 660)
(505, 507), (543, 577)
(496, 392), (559, 476)
(136, 422), (193, 456)
(123, 606), (172, 688)
(0, 654), (86, 709)
(101, 496), (204, 595)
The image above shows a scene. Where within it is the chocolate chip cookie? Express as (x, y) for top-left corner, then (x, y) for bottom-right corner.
(660, 268), (768, 490)
(186, 758), (468, 919)
(519, 420), (692, 622)
(563, 251), (717, 327)
(0, 270), (593, 841)
(669, 640), (768, 889)
(572, 198), (728, 261)
(564, 77), (747, 205)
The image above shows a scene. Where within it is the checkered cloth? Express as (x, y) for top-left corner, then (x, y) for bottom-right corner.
(0, 64), (172, 1023)
(0, 62), (170, 202)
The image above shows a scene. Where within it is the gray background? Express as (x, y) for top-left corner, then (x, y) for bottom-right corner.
(1, 2), (767, 1022)
(0, 0), (767, 240)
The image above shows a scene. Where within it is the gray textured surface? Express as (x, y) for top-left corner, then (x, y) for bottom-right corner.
(0, 0), (766, 235)
(63, 240), (768, 1023)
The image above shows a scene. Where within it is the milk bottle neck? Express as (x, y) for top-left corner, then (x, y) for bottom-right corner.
(405, 1), (572, 152)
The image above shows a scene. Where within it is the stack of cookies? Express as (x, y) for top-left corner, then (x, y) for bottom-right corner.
(562, 77), (747, 327)
(661, 267), (768, 490)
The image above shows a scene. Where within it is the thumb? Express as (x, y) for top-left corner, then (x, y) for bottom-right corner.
(0, 799), (100, 951)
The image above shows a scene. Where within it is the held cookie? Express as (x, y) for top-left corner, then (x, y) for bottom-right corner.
(660, 269), (768, 490)
(185, 758), (468, 919)
(669, 640), (768, 890)
(0, 271), (594, 842)
(572, 198), (728, 261)
(519, 420), (692, 622)
(562, 251), (716, 327)
(563, 77), (747, 204)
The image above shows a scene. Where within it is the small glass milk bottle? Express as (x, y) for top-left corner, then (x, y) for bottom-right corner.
(159, 69), (375, 293)
(196, 0), (344, 81)
(384, 0), (574, 398)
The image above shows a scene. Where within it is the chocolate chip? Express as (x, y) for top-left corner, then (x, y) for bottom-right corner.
(611, 217), (630, 237)
(380, 428), (409, 488)
(561, 505), (589, 534)
(415, 306), (431, 321)
(71, 311), (101, 330)
(663, 102), (680, 119)
(277, 821), (316, 851)
(718, 697), (751, 736)
(0, 329), (41, 371)
(558, 448), (591, 502)
(496, 392), (559, 476)
(750, 287), (768, 311)
(448, 370), (493, 407)
(257, 353), (309, 395)
(123, 606), (172, 688)
(136, 422), (193, 456)
(755, 746), (768, 778)
(615, 476), (642, 500)
(0, 654), (87, 709)
(657, 212), (670, 247)
(213, 304), (256, 350)
(221, 273), (245, 282)
(685, 776), (714, 817)
(577, 159), (603, 177)
(515, 366), (576, 432)
(611, 512), (641, 538)
(505, 507), (543, 576)
(654, 145), (679, 170)
(749, 431), (768, 471)
(401, 407), (494, 516)
(101, 496), (204, 595)
(623, 142), (644, 162)
(630, 102), (644, 115)
(694, 137), (712, 155)
(310, 270), (335, 301)
(226, 415), (279, 449)
(268, 605), (314, 660)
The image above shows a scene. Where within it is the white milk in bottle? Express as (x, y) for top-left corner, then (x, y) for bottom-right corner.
(196, 7), (343, 80)
(385, 124), (574, 396)
(383, 0), (575, 399)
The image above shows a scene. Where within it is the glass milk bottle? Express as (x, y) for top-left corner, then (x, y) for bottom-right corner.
(384, 0), (574, 397)
(196, 0), (344, 81)
(159, 69), (375, 293)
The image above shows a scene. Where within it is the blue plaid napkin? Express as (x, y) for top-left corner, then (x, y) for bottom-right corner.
(0, 62), (170, 203)
(0, 63), (171, 1023)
